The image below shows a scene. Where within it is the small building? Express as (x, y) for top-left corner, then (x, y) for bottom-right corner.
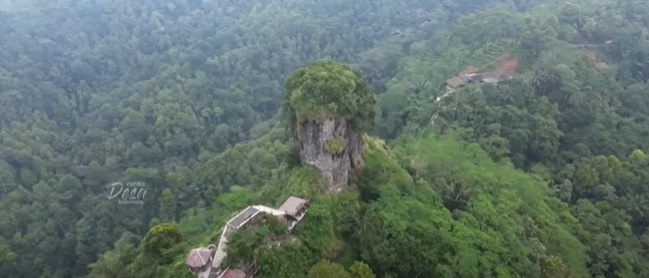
(220, 269), (247, 278)
(465, 73), (486, 83)
(186, 246), (216, 273)
(280, 196), (308, 220)
(445, 76), (465, 90)
(279, 196), (309, 230)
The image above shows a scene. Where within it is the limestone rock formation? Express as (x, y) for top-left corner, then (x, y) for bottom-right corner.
(282, 60), (376, 192)
(297, 118), (364, 192)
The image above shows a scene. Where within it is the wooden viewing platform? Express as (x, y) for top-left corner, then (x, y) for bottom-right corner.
(185, 196), (310, 278)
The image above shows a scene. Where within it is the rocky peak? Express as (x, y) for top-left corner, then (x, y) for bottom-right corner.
(282, 60), (376, 192)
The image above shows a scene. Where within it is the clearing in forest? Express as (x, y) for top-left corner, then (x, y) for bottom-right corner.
(444, 54), (519, 92)
(570, 44), (609, 70)
(478, 55), (519, 78)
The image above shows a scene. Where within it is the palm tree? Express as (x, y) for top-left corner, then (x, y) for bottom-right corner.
(438, 177), (475, 211)
(344, 203), (382, 250)
(410, 79), (431, 95)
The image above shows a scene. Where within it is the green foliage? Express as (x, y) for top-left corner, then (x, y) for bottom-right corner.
(129, 224), (185, 277)
(348, 261), (376, 278)
(225, 216), (291, 268)
(88, 234), (139, 278)
(6, 0), (649, 277)
(2, 0), (463, 274)
(364, 3), (649, 275)
(356, 137), (415, 202)
(266, 215), (289, 236)
(140, 224), (183, 258)
(308, 261), (351, 278)
(261, 166), (324, 204)
(282, 61), (377, 134)
(257, 243), (315, 278)
(308, 260), (376, 278)
(297, 123), (606, 276)
(226, 226), (262, 265)
(293, 198), (339, 253)
(341, 134), (589, 278)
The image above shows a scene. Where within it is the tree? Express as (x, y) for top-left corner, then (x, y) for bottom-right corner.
(159, 189), (176, 222)
(128, 224), (183, 277)
(308, 261), (351, 278)
(348, 261), (376, 278)
(139, 223), (182, 260)
(282, 60), (377, 134)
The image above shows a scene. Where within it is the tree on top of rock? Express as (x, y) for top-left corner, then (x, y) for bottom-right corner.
(282, 60), (377, 135)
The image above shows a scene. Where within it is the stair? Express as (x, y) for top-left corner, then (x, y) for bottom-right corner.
(211, 233), (229, 269)
(212, 244), (227, 268)
(207, 236), (228, 278)
(208, 266), (220, 278)
(252, 205), (286, 216)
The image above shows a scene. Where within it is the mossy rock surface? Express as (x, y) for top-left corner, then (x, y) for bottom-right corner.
(325, 138), (346, 154)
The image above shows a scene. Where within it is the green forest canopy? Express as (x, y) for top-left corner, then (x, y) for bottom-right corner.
(282, 60), (377, 133)
(2, 0), (649, 277)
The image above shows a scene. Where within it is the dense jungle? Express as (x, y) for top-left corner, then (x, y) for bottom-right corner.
(2, 0), (649, 277)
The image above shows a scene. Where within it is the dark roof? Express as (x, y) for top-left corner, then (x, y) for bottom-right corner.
(185, 248), (213, 268)
(446, 77), (465, 88)
(227, 206), (259, 228)
(466, 73), (486, 80)
(279, 196), (308, 216)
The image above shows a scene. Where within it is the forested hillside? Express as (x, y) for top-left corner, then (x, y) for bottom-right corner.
(2, 0), (649, 277)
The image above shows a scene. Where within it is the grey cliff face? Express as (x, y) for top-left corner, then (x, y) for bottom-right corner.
(297, 118), (364, 192)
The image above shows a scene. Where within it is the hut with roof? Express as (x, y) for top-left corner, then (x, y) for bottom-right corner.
(445, 76), (465, 91)
(185, 245), (216, 273)
(279, 196), (309, 229)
